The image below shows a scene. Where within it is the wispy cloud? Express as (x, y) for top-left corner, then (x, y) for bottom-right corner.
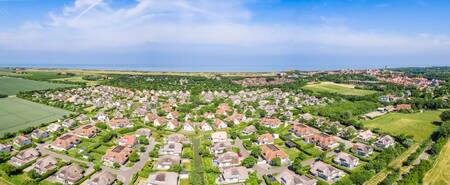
(0, 0), (449, 58)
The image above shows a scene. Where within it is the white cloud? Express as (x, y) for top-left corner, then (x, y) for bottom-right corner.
(0, 0), (449, 57)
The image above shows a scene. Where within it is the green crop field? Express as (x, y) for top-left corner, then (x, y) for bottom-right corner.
(0, 97), (72, 136)
(303, 81), (377, 96)
(364, 111), (440, 142)
(423, 138), (450, 185)
(0, 76), (74, 95)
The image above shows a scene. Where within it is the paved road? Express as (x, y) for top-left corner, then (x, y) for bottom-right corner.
(301, 158), (317, 166)
(252, 163), (288, 178)
(37, 138), (156, 185)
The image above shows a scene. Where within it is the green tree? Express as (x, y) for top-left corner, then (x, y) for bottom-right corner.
(138, 136), (149, 145)
(250, 147), (261, 157)
(271, 157), (281, 166)
(440, 110), (450, 122)
(232, 146), (240, 154)
(290, 157), (303, 175)
(241, 156), (257, 168)
(0, 152), (11, 163)
(27, 169), (41, 179)
(245, 172), (261, 185)
(129, 151), (140, 162)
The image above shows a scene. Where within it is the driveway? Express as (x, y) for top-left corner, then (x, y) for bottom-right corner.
(252, 163), (288, 178)
(301, 157), (317, 166)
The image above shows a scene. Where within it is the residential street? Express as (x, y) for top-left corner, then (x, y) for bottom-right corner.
(252, 163), (288, 178)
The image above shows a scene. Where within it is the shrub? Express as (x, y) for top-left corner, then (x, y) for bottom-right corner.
(241, 156), (257, 168)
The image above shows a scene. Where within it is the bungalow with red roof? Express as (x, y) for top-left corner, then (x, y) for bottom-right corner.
(396, 104), (412, 111)
(103, 145), (132, 166)
(304, 133), (338, 150)
(108, 118), (133, 130)
(118, 135), (137, 148)
(166, 119), (179, 130)
(261, 144), (289, 164)
(74, 124), (99, 138)
(290, 124), (314, 138)
(13, 135), (31, 147)
(257, 133), (274, 145)
(51, 134), (80, 151)
(214, 119), (228, 129)
(144, 113), (158, 123)
(260, 117), (282, 128)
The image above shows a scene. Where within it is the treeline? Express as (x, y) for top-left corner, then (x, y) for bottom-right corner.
(312, 74), (378, 83)
(303, 100), (379, 127)
(82, 75), (105, 81)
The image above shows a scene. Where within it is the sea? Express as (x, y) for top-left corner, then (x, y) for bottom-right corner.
(0, 62), (435, 72)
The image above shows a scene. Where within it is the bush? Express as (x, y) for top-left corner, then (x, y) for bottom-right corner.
(129, 151), (140, 162)
(379, 169), (400, 185)
(138, 136), (149, 145)
(241, 156), (257, 168)
(168, 164), (183, 173)
(271, 157), (281, 166)
(397, 160), (431, 185)
(440, 110), (450, 122)
(95, 122), (108, 130)
(27, 169), (41, 179)
(0, 94), (7, 98)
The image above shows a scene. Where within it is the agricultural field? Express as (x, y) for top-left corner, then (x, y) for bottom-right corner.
(364, 111), (441, 142)
(0, 76), (74, 95)
(303, 81), (377, 96)
(0, 97), (72, 136)
(423, 138), (450, 185)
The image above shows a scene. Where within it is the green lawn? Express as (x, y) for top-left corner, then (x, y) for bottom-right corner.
(364, 111), (441, 142)
(275, 138), (300, 161)
(303, 81), (376, 96)
(423, 138), (450, 185)
(0, 76), (74, 95)
(0, 97), (72, 136)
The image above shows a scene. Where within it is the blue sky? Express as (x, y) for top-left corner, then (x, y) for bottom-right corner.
(0, 0), (450, 71)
